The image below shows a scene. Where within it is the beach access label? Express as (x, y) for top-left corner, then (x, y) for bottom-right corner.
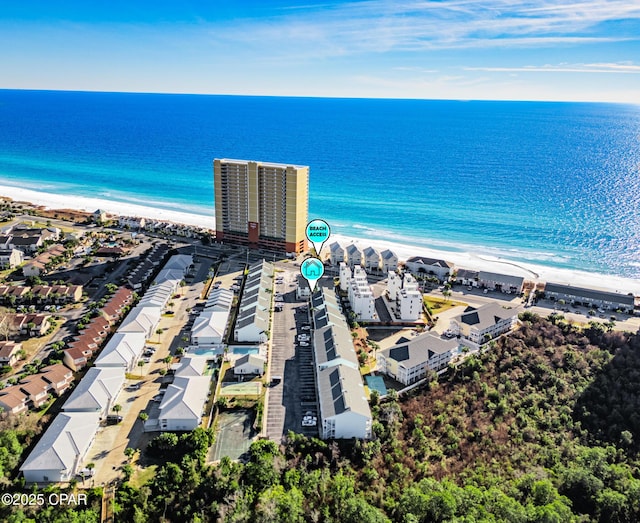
(305, 219), (331, 256)
(301, 219), (331, 292)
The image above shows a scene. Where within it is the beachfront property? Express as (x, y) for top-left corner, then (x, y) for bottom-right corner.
(339, 263), (376, 321)
(62, 367), (124, 418)
(455, 268), (479, 287)
(543, 282), (635, 312)
(380, 249), (399, 272)
(378, 332), (459, 385)
(404, 256), (454, 281)
(213, 159), (309, 253)
(449, 303), (520, 344)
(346, 243), (363, 267)
(0, 248), (24, 268)
(20, 411), (102, 483)
(478, 270), (525, 294)
(387, 271), (423, 321)
(329, 242), (346, 265)
(118, 215), (146, 230)
(234, 260), (274, 342)
(363, 246), (380, 271)
(311, 289), (372, 439)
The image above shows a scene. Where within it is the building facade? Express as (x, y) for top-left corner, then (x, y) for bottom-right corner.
(214, 159), (309, 253)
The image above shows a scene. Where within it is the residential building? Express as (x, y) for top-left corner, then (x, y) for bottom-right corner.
(329, 242), (346, 265)
(20, 411), (101, 483)
(478, 271), (525, 294)
(311, 289), (372, 440)
(234, 353), (266, 376)
(234, 260), (273, 342)
(12, 313), (51, 336)
(0, 390), (28, 415)
(345, 244), (363, 267)
(214, 158), (309, 253)
(0, 248), (23, 268)
(62, 367), (124, 417)
(40, 364), (73, 396)
(0, 341), (21, 367)
(157, 376), (211, 432)
(295, 274), (311, 299)
(405, 256), (454, 281)
(345, 265), (376, 321)
(543, 282), (635, 312)
(449, 303), (520, 344)
(378, 333), (458, 385)
(192, 287), (233, 346)
(94, 332), (146, 372)
(380, 249), (399, 272)
(456, 268), (479, 287)
(362, 246), (380, 271)
(387, 271), (422, 321)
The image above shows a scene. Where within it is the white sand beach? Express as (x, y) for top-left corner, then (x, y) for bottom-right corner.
(2, 184), (639, 296)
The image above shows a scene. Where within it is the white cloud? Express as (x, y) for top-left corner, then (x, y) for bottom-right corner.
(465, 62), (640, 73)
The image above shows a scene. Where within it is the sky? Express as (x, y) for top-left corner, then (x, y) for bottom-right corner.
(2, 1), (640, 102)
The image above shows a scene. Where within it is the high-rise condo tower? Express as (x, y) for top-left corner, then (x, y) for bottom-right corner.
(213, 159), (309, 253)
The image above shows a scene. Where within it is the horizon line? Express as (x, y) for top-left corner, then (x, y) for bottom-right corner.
(0, 86), (637, 106)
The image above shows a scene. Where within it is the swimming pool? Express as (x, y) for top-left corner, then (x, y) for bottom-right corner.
(233, 347), (259, 355)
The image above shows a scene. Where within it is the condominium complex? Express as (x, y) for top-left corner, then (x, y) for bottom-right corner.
(213, 159), (309, 253)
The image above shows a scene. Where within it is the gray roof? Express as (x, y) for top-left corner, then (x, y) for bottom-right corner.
(158, 376), (211, 421)
(312, 289), (372, 423)
(544, 282), (634, 305)
(458, 302), (519, 330)
(62, 367), (124, 412)
(456, 268), (479, 279)
(381, 332), (458, 369)
(478, 271), (524, 287)
(406, 256), (453, 268)
(20, 411), (101, 473)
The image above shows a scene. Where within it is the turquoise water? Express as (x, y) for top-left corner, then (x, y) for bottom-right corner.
(0, 90), (638, 278)
(233, 347), (259, 355)
(190, 348), (222, 357)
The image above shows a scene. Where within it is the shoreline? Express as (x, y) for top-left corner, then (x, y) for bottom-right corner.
(2, 184), (639, 296)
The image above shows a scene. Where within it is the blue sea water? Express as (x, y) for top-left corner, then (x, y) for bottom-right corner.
(0, 89), (638, 279)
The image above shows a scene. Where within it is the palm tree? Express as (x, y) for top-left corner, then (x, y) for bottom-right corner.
(137, 360), (145, 377)
(138, 412), (148, 423)
(163, 355), (172, 370)
(112, 404), (122, 415)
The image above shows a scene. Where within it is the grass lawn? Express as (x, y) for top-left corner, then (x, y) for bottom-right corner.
(424, 296), (467, 315)
(130, 465), (157, 488)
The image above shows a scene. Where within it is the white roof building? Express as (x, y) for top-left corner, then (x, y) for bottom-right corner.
(94, 332), (146, 372)
(234, 353), (266, 375)
(20, 411), (101, 483)
(118, 305), (161, 339)
(191, 309), (229, 345)
(347, 265), (376, 321)
(173, 356), (210, 377)
(62, 367), (124, 417)
(157, 376), (211, 432)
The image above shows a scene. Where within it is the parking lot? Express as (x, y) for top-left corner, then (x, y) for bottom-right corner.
(265, 268), (319, 442)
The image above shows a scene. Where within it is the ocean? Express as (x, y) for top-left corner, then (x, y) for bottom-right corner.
(0, 89), (639, 279)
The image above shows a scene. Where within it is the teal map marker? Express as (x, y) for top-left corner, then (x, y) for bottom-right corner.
(300, 257), (325, 292)
(305, 219), (331, 256)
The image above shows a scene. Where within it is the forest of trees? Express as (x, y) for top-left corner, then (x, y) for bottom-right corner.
(1, 313), (640, 522)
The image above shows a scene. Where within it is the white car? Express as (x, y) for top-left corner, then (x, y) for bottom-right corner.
(299, 342), (310, 347)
